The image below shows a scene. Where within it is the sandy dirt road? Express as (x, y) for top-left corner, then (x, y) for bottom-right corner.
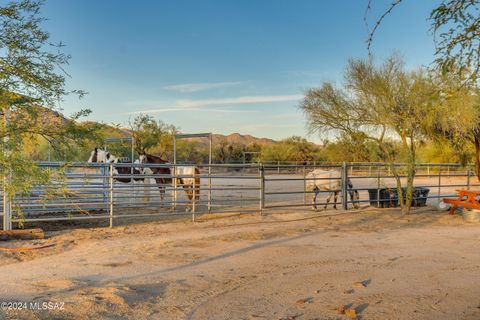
(1, 207), (480, 319)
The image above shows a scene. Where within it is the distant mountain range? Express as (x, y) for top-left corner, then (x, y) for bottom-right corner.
(210, 133), (277, 146)
(25, 106), (282, 146)
(181, 132), (277, 146)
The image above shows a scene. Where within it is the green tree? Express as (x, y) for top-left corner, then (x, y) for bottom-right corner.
(259, 136), (321, 163)
(0, 0), (95, 226)
(129, 114), (176, 156)
(367, 1), (480, 79)
(366, 0), (480, 177)
(299, 55), (473, 213)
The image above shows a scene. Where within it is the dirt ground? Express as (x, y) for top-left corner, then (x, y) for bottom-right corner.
(1, 206), (480, 320)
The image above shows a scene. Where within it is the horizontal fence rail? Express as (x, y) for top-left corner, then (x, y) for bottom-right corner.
(0, 161), (477, 230)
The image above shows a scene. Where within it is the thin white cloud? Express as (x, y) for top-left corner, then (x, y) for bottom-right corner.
(176, 94), (303, 108)
(241, 123), (301, 130)
(126, 94), (303, 115)
(163, 81), (248, 93)
(125, 107), (257, 115)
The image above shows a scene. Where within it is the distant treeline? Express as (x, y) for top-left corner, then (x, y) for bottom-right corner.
(23, 119), (472, 165)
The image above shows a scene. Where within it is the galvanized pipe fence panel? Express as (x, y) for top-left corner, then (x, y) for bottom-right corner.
(262, 162), (476, 209)
(0, 162), (477, 229)
(1, 162), (264, 229)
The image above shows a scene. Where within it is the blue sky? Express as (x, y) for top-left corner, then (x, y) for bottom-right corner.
(42, 0), (438, 142)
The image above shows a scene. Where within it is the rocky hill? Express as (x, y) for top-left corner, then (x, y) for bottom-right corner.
(212, 133), (277, 146)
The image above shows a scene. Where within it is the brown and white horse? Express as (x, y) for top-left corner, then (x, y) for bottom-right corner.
(139, 152), (200, 212)
(87, 147), (145, 183)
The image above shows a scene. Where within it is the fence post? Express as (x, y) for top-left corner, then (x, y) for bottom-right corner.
(467, 166), (471, 190)
(277, 161), (280, 174)
(102, 165), (108, 209)
(341, 162), (348, 210)
(173, 165), (177, 211)
(109, 163), (114, 228)
(192, 170), (196, 222)
(259, 164), (265, 215)
(437, 166), (442, 204)
(2, 174), (12, 231)
(208, 164), (212, 213)
(377, 165), (381, 208)
(303, 165), (307, 206)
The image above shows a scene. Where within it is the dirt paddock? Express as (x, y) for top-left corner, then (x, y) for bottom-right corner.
(1, 207), (480, 319)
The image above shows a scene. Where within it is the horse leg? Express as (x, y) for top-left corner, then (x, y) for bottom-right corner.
(312, 187), (319, 210)
(155, 178), (165, 204)
(324, 192), (333, 210)
(333, 191), (338, 209)
(183, 184), (193, 212)
(350, 190), (360, 209)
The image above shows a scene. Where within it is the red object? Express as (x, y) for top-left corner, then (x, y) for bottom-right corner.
(443, 189), (480, 215)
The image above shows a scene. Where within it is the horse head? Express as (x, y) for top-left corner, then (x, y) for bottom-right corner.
(87, 147), (99, 163)
(138, 150), (148, 164)
(88, 147), (116, 163)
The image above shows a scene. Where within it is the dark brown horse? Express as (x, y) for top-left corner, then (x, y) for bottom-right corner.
(139, 152), (200, 211)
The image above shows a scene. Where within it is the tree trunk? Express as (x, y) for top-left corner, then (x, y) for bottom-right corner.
(401, 135), (416, 215)
(390, 164), (404, 211)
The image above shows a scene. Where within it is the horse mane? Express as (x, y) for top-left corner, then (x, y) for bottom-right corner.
(145, 153), (168, 164)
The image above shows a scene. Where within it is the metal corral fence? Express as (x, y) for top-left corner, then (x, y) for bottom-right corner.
(0, 162), (477, 230)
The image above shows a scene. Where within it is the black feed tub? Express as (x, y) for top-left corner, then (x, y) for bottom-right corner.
(368, 187), (430, 208)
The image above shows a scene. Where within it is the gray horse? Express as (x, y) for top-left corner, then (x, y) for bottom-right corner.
(306, 169), (360, 210)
